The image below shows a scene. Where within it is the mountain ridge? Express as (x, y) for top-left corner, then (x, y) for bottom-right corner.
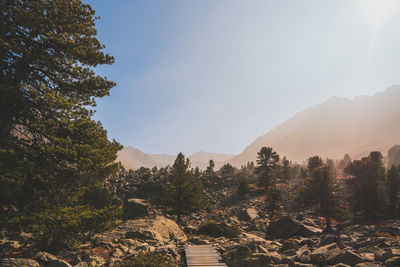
(227, 85), (400, 166)
(117, 147), (235, 170)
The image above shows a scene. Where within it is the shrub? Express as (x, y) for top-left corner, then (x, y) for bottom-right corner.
(120, 252), (176, 267)
(6, 204), (122, 249)
(198, 222), (241, 238)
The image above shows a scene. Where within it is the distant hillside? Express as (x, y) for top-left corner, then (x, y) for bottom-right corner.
(227, 85), (400, 166)
(189, 151), (234, 170)
(117, 147), (234, 170)
(117, 147), (159, 170)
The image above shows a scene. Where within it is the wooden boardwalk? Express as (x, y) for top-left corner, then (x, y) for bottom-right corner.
(185, 245), (227, 267)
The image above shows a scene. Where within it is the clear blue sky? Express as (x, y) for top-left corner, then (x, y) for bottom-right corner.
(86, 0), (400, 155)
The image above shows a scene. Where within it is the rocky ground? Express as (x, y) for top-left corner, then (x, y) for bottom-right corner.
(2, 178), (400, 266)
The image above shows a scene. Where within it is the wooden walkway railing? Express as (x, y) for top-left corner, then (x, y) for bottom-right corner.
(184, 245), (227, 267)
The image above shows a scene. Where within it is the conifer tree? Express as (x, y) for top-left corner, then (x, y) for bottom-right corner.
(299, 163), (337, 231)
(0, 0), (122, 248)
(282, 157), (291, 182)
(166, 153), (208, 222)
(345, 151), (386, 220)
(265, 181), (282, 220)
(387, 165), (400, 214)
(237, 174), (250, 196)
(255, 147), (279, 189)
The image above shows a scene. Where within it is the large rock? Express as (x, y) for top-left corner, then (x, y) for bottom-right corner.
(94, 215), (186, 245)
(268, 216), (321, 238)
(268, 216), (301, 238)
(299, 224), (323, 237)
(335, 251), (367, 266)
(238, 208), (259, 221)
(310, 243), (343, 265)
(385, 256), (400, 267)
(123, 198), (150, 219)
(0, 258), (39, 267)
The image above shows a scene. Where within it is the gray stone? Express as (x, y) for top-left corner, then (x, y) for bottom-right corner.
(238, 207), (259, 221)
(374, 249), (392, 262)
(319, 234), (337, 247)
(33, 252), (58, 264)
(385, 256), (400, 267)
(335, 250), (367, 266)
(123, 198), (150, 219)
(268, 216), (301, 238)
(310, 243), (343, 265)
(298, 224), (322, 237)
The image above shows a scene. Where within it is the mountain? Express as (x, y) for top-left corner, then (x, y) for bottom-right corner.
(227, 85), (400, 166)
(117, 147), (234, 170)
(189, 151), (234, 170)
(117, 147), (159, 170)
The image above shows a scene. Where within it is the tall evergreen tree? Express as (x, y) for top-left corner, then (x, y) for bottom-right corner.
(345, 151), (386, 220)
(307, 156), (324, 173)
(206, 159), (215, 175)
(255, 147), (279, 189)
(0, 0), (122, 248)
(166, 153), (208, 223)
(265, 180), (282, 220)
(299, 164), (337, 230)
(281, 156), (291, 182)
(387, 165), (400, 214)
(237, 173), (250, 196)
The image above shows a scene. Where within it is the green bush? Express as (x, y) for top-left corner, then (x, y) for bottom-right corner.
(6, 204), (122, 249)
(120, 252), (176, 267)
(198, 221), (241, 238)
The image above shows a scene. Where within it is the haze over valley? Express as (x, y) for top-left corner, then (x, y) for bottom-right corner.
(118, 85), (400, 169)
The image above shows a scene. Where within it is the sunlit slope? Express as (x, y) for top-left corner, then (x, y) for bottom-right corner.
(228, 86), (400, 166)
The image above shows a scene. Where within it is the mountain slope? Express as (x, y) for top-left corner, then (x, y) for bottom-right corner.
(228, 85), (400, 166)
(117, 147), (234, 170)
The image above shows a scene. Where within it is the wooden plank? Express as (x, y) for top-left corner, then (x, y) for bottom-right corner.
(185, 245), (227, 267)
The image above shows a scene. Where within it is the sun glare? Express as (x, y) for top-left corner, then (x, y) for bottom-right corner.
(360, 0), (399, 23)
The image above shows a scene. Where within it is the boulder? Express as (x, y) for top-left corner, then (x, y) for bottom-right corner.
(335, 251), (367, 266)
(295, 245), (311, 263)
(268, 216), (301, 238)
(310, 243), (343, 265)
(48, 259), (72, 267)
(123, 198), (150, 219)
(318, 234), (337, 247)
(298, 224), (322, 237)
(375, 249), (393, 262)
(385, 256), (400, 267)
(268, 216), (321, 238)
(281, 239), (299, 251)
(95, 215), (187, 245)
(33, 252), (58, 265)
(0, 258), (39, 267)
(238, 208), (259, 221)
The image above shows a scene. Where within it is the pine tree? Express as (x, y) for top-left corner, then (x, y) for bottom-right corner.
(387, 165), (400, 214)
(237, 174), (250, 196)
(166, 153), (208, 222)
(265, 181), (282, 220)
(282, 157), (291, 182)
(0, 0), (122, 248)
(299, 163), (337, 231)
(345, 151), (386, 220)
(206, 159), (215, 175)
(255, 147), (279, 189)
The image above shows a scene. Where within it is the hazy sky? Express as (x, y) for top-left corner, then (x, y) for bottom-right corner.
(86, 0), (400, 156)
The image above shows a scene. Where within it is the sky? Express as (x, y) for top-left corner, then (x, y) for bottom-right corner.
(86, 0), (400, 156)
